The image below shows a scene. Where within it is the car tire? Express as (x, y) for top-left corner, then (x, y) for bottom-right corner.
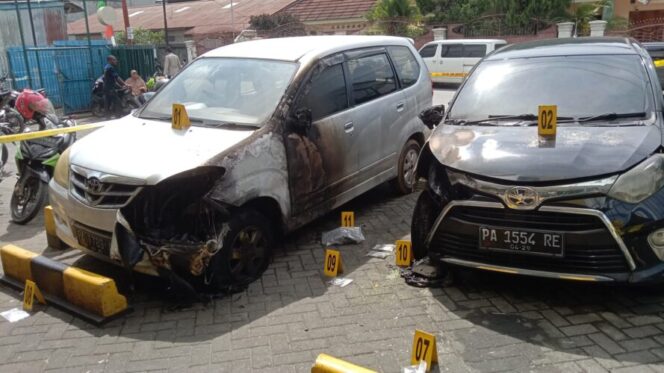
(392, 139), (421, 195)
(411, 190), (439, 260)
(207, 209), (274, 290)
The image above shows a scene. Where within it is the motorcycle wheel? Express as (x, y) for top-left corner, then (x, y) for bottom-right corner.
(91, 101), (105, 118)
(10, 175), (48, 225)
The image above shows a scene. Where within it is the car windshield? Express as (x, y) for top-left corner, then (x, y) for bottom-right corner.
(140, 57), (298, 127)
(448, 55), (653, 124)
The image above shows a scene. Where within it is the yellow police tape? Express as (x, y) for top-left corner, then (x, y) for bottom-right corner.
(311, 354), (378, 373)
(0, 122), (105, 144)
(655, 59), (664, 68)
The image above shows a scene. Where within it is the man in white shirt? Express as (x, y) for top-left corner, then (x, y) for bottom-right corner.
(163, 47), (181, 78)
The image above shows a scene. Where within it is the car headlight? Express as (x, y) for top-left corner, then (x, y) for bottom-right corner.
(53, 147), (71, 188)
(608, 154), (664, 204)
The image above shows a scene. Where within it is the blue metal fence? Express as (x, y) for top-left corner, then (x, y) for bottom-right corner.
(7, 41), (156, 114)
(7, 40), (109, 114)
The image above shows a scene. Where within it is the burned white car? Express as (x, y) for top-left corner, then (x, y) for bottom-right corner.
(49, 36), (432, 291)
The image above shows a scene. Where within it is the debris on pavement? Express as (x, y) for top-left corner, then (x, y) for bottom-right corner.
(327, 277), (353, 287)
(403, 360), (427, 373)
(400, 258), (446, 288)
(371, 244), (395, 252)
(0, 308), (30, 322)
(321, 227), (365, 246)
(366, 251), (390, 259)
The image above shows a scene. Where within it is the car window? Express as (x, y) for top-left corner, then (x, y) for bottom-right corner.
(449, 55), (652, 123)
(494, 43), (507, 50)
(464, 44), (487, 57)
(348, 53), (397, 106)
(301, 63), (348, 121)
(388, 46), (420, 88)
(441, 44), (463, 58)
(419, 44), (437, 58)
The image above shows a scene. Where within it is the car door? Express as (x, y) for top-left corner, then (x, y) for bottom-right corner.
(345, 49), (402, 184)
(461, 43), (487, 79)
(439, 43), (464, 83)
(285, 59), (357, 215)
(418, 43), (439, 82)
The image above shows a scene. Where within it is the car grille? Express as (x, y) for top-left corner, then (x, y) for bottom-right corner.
(430, 206), (630, 273)
(70, 168), (141, 208)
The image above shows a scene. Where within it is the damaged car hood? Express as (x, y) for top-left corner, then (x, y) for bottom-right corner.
(428, 124), (662, 182)
(69, 117), (255, 184)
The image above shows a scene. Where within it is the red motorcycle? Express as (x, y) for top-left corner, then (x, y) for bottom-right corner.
(15, 89), (59, 130)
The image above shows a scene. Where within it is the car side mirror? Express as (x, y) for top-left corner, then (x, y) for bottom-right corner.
(419, 105), (445, 129)
(290, 108), (312, 133)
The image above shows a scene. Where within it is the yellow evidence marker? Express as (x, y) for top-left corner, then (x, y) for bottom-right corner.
(23, 280), (45, 312)
(538, 105), (557, 137)
(411, 329), (438, 372)
(323, 249), (343, 277)
(172, 103), (191, 130)
(395, 240), (412, 267)
(341, 211), (355, 227)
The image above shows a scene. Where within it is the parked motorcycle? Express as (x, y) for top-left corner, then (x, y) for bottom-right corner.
(90, 76), (141, 118)
(11, 119), (76, 224)
(0, 75), (25, 134)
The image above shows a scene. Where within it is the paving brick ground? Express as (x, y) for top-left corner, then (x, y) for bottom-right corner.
(1, 97), (664, 372)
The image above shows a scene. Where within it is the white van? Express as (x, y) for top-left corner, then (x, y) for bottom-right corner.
(419, 39), (507, 83)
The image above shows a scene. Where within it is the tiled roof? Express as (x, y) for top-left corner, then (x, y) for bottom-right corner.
(279, 0), (377, 22)
(68, 0), (297, 36)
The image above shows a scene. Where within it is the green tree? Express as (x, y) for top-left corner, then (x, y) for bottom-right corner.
(249, 13), (306, 37)
(367, 0), (424, 37)
(115, 27), (165, 45)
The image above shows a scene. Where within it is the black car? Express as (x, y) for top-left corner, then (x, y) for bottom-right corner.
(414, 37), (664, 283)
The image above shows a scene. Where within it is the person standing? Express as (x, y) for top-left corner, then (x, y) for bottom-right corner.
(103, 55), (125, 116)
(163, 47), (181, 78)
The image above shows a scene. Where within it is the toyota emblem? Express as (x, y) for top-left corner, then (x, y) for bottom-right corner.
(84, 177), (103, 194)
(505, 186), (539, 209)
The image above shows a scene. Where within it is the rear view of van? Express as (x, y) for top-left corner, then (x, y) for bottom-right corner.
(419, 39), (507, 83)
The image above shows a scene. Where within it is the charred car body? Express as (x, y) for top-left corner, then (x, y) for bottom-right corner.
(49, 36), (432, 290)
(414, 38), (664, 283)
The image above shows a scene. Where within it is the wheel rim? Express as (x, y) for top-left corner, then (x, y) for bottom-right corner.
(229, 226), (269, 279)
(14, 178), (38, 218)
(403, 148), (419, 189)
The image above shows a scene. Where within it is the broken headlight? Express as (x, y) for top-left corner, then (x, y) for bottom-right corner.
(427, 163), (449, 198)
(53, 146), (71, 188)
(608, 154), (664, 204)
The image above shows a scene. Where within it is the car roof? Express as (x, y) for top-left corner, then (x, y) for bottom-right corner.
(486, 37), (638, 60)
(422, 39), (506, 46)
(201, 35), (414, 62)
(643, 42), (664, 51)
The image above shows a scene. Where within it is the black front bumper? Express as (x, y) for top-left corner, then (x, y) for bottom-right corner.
(427, 201), (664, 284)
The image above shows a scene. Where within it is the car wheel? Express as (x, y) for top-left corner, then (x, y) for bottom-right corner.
(207, 209), (274, 290)
(392, 139), (421, 195)
(411, 190), (439, 260)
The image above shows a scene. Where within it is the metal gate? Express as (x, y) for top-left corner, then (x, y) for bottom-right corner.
(7, 41), (156, 114)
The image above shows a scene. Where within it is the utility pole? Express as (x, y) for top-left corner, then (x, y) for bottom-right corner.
(121, 0), (131, 44)
(230, 0), (235, 39)
(162, 0), (169, 46)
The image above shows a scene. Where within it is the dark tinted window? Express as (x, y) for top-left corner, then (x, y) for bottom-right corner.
(348, 54), (397, 105)
(441, 44), (463, 57)
(494, 43), (507, 50)
(449, 55), (651, 122)
(388, 46), (420, 88)
(464, 44), (487, 57)
(419, 44), (437, 58)
(302, 63), (348, 121)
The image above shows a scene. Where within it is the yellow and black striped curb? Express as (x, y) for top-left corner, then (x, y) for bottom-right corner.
(0, 244), (129, 325)
(0, 123), (105, 144)
(311, 353), (378, 373)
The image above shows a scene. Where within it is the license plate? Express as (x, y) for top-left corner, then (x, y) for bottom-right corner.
(72, 224), (111, 256)
(478, 226), (564, 257)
